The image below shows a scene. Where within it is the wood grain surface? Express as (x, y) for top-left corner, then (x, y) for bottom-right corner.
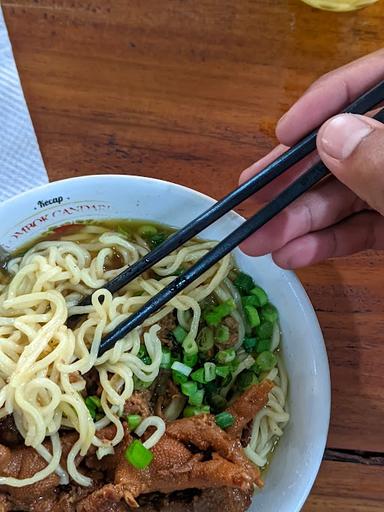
(2, 0), (384, 509)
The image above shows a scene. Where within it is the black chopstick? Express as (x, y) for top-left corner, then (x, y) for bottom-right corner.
(76, 80), (384, 309)
(97, 106), (384, 355)
(99, 161), (328, 354)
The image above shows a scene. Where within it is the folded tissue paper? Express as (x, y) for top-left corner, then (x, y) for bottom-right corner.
(0, 7), (48, 203)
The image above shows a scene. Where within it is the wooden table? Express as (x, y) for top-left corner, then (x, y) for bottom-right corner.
(2, 0), (384, 509)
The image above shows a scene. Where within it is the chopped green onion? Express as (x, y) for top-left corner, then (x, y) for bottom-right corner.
(241, 295), (261, 308)
(148, 232), (168, 249)
(215, 325), (230, 343)
(243, 337), (257, 353)
(257, 321), (274, 339)
(250, 286), (268, 306)
(127, 414), (142, 431)
(173, 325), (188, 344)
(171, 361), (193, 377)
(189, 389), (205, 407)
(172, 370), (188, 385)
(160, 348), (172, 369)
(124, 439), (153, 470)
(208, 394), (228, 413)
(216, 348), (236, 364)
(196, 326), (214, 353)
(237, 369), (258, 390)
(183, 352), (198, 368)
(233, 272), (254, 294)
(215, 411), (235, 429)
(137, 346), (151, 365)
(204, 362), (216, 382)
(221, 372), (233, 387)
(181, 381), (198, 397)
(256, 351), (277, 371)
(191, 368), (206, 384)
(215, 365), (231, 378)
(260, 303), (278, 323)
(87, 395), (101, 409)
(182, 336), (198, 355)
(183, 405), (198, 417)
(244, 305), (260, 328)
(256, 338), (271, 353)
(250, 362), (261, 375)
(85, 396), (100, 419)
(183, 405), (210, 417)
(204, 300), (235, 326)
(137, 225), (158, 237)
(137, 345), (148, 359)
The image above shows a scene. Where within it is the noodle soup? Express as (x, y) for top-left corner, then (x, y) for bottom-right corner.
(0, 219), (289, 511)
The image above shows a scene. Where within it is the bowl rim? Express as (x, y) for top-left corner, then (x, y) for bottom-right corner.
(0, 173), (331, 510)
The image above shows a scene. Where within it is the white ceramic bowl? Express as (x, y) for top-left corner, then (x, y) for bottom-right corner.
(0, 175), (330, 512)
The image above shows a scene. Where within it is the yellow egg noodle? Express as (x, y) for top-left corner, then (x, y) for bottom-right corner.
(0, 224), (289, 487)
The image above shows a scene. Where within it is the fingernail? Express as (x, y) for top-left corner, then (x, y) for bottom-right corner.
(321, 114), (373, 160)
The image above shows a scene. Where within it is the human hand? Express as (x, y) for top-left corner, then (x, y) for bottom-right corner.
(240, 49), (384, 269)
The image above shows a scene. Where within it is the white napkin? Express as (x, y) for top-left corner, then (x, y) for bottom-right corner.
(0, 7), (48, 203)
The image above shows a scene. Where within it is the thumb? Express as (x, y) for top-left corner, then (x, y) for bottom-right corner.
(317, 113), (384, 216)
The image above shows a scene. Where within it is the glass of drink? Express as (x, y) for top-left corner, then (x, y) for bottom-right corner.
(301, 0), (378, 11)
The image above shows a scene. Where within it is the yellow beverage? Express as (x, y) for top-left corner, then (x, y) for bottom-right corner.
(301, 0), (378, 10)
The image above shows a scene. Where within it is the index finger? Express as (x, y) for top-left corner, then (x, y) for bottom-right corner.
(277, 49), (384, 146)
